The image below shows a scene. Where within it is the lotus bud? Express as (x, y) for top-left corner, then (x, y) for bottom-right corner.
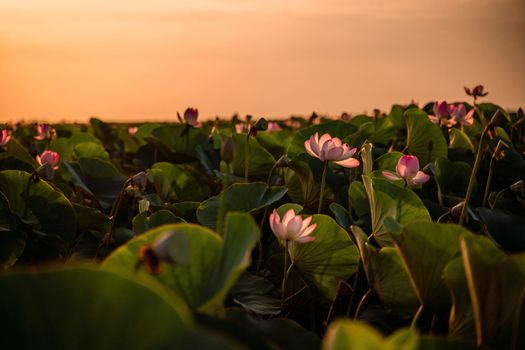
(183, 108), (199, 127)
(0, 129), (11, 147)
(249, 117), (268, 137)
(220, 137), (235, 164)
(465, 85), (488, 99)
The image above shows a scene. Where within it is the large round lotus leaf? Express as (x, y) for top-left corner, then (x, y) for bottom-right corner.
(405, 108), (448, 165)
(369, 117), (397, 145)
(64, 157), (127, 209)
(287, 120), (356, 158)
(363, 176), (431, 246)
(73, 142), (110, 161)
(148, 162), (210, 202)
(151, 124), (209, 157)
(434, 157), (473, 199)
(0, 267), (195, 350)
(0, 140), (37, 172)
(196, 182), (287, 229)
(391, 222), (473, 312)
(443, 257), (476, 343)
(231, 133), (276, 178)
(0, 170), (76, 243)
(104, 213), (260, 314)
(374, 151), (403, 171)
(459, 235), (525, 348)
(288, 214), (359, 300)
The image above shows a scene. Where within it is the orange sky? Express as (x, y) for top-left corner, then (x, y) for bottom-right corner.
(1, 0), (524, 122)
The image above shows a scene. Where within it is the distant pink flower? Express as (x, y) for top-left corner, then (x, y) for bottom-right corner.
(267, 122), (282, 133)
(269, 209), (316, 243)
(184, 108), (201, 127)
(304, 132), (360, 168)
(36, 150), (60, 169)
(235, 123), (247, 133)
(34, 124), (53, 140)
(429, 101), (456, 127)
(128, 126), (138, 136)
(382, 155), (429, 187)
(450, 104), (474, 127)
(0, 129), (11, 146)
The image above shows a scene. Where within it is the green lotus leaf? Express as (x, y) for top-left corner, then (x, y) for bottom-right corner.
(196, 182), (287, 229)
(0, 266), (240, 350)
(64, 157), (127, 209)
(443, 257), (476, 343)
(151, 124), (209, 157)
(323, 320), (475, 350)
(103, 212), (260, 314)
(459, 235), (525, 348)
(405, 108), (448, 165)
(288, 214), (359, 300)
(392, 222), (473, 313)
(0, 140), (37, 172)
(363, 176), (431, 246)
(149, 162), (211, 202)
(350, 225), (419, 318)
(0, 170), (76, 244)
(73, 142), (110, 161)
(434, 157), (474, 199)
(232, 133), (276, 178)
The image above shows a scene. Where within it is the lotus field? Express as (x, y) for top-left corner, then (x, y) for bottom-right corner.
(1, 87), (525, 349)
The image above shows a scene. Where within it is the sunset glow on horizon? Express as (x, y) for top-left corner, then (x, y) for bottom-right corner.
(1, 0), (524, 122)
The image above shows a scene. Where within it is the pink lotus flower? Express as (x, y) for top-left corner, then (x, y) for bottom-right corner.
(184, 108), (201, 127)
(128, 126), (138, 136)
(34, 124), (53, 140)
(36, 150), (60, 169)
(382, 155), (430, 187)
(450, 104), (474, 127)
(304, 132), (360, 168)
(267, 122), (282, 133)
(269, 209), (316, 243)
(429, 101), (456, 127)
(235, 123), (247, 133)
(0, 129), (11, 146)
